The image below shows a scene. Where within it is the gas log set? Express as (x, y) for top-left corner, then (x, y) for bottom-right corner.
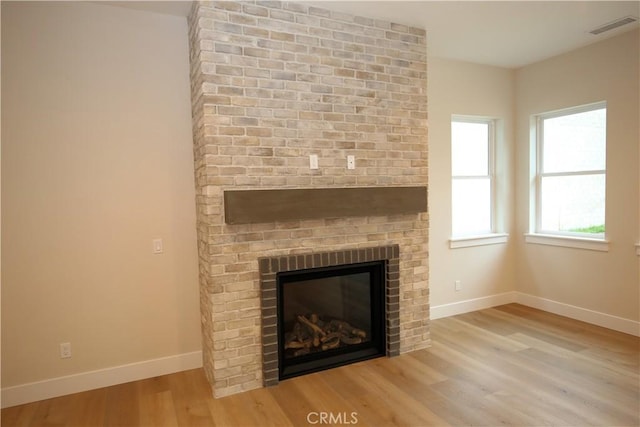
(283, 314), (368, 357)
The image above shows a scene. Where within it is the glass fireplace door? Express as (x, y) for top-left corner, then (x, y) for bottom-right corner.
(277, 261), (385, 379)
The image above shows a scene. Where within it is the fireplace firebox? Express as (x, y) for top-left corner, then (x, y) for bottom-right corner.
(259, 245), (401, 387)
(277, 261), (386, 380)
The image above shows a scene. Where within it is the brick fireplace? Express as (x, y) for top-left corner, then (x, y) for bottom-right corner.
(188, 0), (429, 398)
(259, 244), (401, 386)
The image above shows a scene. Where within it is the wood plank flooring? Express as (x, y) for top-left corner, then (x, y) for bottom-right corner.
(3, 304), (639, 426)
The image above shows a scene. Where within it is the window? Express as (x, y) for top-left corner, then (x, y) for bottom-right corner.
(451, 117), (495, 237)
(534, 102), (607, 241)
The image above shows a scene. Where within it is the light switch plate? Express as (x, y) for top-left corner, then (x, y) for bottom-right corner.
(152, 238), (163, 254)
(309, 154), (319, 169)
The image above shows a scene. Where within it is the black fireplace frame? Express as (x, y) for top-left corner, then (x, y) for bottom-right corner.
(276, 261), (387, 380)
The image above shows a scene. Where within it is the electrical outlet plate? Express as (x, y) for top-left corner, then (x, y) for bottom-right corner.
(455, 280), (462, 292)
(347, 155), (355, 169)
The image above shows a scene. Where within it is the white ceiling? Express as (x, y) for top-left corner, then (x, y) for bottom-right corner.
(310, 1), (639, 68)
(111, 0), (639, 69)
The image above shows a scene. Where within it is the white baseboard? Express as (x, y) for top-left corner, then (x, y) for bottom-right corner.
(431, 292), (640, 337)
(515, 293), (640, 337)
(430, 292), (517, 319)
(1, 351), (203, 409)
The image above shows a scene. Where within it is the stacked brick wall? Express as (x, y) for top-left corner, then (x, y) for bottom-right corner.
(188, 0), (429, 398)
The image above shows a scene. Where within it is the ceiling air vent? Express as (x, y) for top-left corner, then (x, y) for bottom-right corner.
(590, 16), (638, 35)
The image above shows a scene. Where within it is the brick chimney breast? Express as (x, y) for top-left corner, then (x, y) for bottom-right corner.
(188, 0), (429, 398)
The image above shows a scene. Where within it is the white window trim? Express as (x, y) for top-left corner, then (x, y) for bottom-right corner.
(451, 116), (499, 240)
(450, 233), (509, 249)
(528, 101), (608, 246)
(525, 233), (609, 252)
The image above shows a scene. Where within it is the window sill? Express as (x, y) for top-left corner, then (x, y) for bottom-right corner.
(525, 233), (609, 252)
(450, 233), (509, 249)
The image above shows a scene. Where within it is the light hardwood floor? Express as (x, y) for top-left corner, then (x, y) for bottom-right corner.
(3, 304), (639, 426)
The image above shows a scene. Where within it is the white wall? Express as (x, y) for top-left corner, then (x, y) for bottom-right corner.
(515, 29), (640, 323)
(1, 0), (201, 396)
(428, 58), (517, 313)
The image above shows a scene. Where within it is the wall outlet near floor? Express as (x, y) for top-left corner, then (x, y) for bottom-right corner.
(60, 342), (72, 359)
(455, 280), (462, 292)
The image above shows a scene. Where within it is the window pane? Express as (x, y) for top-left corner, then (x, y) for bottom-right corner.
(452, 178), (491, 235)
(452, 121), (489, 176)
(542, 108), (606, 173)
(540, 174), (605, 234)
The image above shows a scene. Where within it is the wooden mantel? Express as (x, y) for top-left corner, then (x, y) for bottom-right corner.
(224, 186), (427, 225)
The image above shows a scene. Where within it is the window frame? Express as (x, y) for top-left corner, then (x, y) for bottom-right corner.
(527, 101), (609, 251)
(450, 116), (506, 247)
